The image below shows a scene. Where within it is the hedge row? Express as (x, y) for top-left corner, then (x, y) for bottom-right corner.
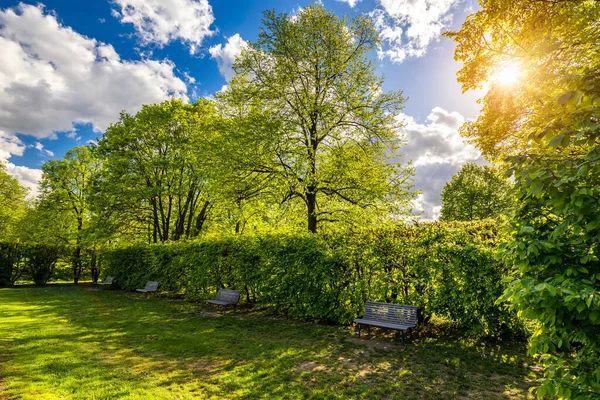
(102, 220), (522, 337)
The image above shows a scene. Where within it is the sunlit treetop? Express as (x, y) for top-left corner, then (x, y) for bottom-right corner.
(445, 0), (600, 159)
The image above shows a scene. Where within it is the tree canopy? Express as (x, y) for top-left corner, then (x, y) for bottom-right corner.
(221, 5), (415, 232)
(440, 163), (514, 221)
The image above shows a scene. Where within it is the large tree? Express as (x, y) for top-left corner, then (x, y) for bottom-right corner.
(221, 5), (414, 233)
(95, 99), (218, 243)
(440, 163), (514, 221)
(447, 1), (600, 398)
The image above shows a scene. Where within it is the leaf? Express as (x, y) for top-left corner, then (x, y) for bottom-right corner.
(549, 134), (565, 147)
(557, 91), (574, 105)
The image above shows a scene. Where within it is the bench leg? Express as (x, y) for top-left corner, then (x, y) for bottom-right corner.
(401, 330), (405, 346)
(357, 323), (361, 337)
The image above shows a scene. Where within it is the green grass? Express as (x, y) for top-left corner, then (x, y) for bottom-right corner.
(0, 286), (538, 399)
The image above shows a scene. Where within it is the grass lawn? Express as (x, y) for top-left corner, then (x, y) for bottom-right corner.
(0, 285), (538, 399)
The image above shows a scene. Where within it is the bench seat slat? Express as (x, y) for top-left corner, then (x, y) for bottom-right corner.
(353, 318), (415, 330)
(206, 299), (233, 306)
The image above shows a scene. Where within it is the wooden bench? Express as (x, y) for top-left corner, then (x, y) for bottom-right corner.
(206, 289), (241, 312)
(136, 281), (159, 293)
(96, 275), (114, 286)
(354, 301), (417, 345)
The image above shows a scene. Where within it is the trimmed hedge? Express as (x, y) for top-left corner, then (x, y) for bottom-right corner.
(102, 221), (522, 337)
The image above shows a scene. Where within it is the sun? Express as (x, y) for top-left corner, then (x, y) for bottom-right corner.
(492, 62), (522, 86)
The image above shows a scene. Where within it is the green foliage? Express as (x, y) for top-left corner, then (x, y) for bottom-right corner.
(222, 4), (415, 232)
(0, 242), (25, 286)
(0, 161), (28, 240)
(501, 145), (600, 399)
(447, 0), (600, 397)
(39, 146), (101, 283)
(440, 163), (514, 221)
(445, 0), (600, 160)
(103, 221), (521, 337)
(95, 99), (218, 243)
(25, 244), (60, 285)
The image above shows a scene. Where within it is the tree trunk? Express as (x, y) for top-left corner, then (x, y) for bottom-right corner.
(73, 216), (83, 284)
(306, 189), (317, 233)
(193, 200), (210, 236)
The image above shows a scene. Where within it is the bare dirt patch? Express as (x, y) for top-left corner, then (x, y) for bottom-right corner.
(196, 311), (222, 318)
(345, 337), (403, 351)
(295, 361), (328, 373)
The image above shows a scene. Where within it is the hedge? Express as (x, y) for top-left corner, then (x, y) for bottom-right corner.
(102, 220), (523, 337)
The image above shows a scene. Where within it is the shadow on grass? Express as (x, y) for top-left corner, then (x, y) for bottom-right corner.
(0, 286), (537, 399)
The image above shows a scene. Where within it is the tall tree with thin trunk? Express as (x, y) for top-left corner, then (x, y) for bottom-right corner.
(39, 146), (100, 283)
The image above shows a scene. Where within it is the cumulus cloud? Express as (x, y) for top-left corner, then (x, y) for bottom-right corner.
(373, 0), (460, 63)
(336, 0), (361, 7)
(112, 0), (215, 53)
(0, 3), (189, 195)
(5, 163), (43, 199)
(0, 3), (188, 139)
(209, 34), (248, 81)
(0, 131), (41, 198)
(397, 107), (484, 220)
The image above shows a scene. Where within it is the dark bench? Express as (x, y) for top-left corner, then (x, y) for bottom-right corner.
(136, 281), (159, 293)
(354, 301), (417, 344)
(206, 289), (241, 312)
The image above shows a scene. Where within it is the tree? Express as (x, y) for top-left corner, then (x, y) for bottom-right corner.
(447, 1), (600, 397)
(221, 5), (415, 233)
(0, 161), (28, 239)
(95, 99), (218, 243)
(445, 0), (600, 160)
(440, 163), (514, 221)
(39, 146), (100, 283)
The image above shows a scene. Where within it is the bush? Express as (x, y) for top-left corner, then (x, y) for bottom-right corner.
(0, 243), (25, 287)
(102, 221), (522, 337)
(25, 244), (59, 285)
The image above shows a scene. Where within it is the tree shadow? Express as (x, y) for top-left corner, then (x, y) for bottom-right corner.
(0, 286), (537, 399)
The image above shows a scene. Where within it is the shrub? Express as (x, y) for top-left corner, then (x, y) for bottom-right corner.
(25, 244), (59, 285)
(102, 221), (522, 336)
(0, 243), (25, 286)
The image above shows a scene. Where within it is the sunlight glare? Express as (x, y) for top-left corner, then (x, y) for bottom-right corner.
(492, 62), (522, 86)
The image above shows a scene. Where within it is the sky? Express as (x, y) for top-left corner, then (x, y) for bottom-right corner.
(0, 0), (486, 220)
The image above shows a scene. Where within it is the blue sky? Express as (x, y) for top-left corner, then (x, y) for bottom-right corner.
(0, 0), (484, 219)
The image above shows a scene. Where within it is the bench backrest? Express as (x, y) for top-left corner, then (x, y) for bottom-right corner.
(103, 276), (114, 284)
(144, 281), (159, 292)
(364, 302), (418, 325)
(216, 288), (241, 304)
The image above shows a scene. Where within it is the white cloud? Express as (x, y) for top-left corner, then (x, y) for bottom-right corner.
(397, 107), (484, 220)
(33, 142), (54, 157)
(0, 3), (189, 196)
(336, 0), (361, 7)
(112, 0), (215, 54)
(209, 34), (248, 81)
(0, 131), (25, 161)
(5, 163), (43, 199)
(0, 3), (188, 139)
(0, 131), (41, 198)
(373, 0), (460, 63)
